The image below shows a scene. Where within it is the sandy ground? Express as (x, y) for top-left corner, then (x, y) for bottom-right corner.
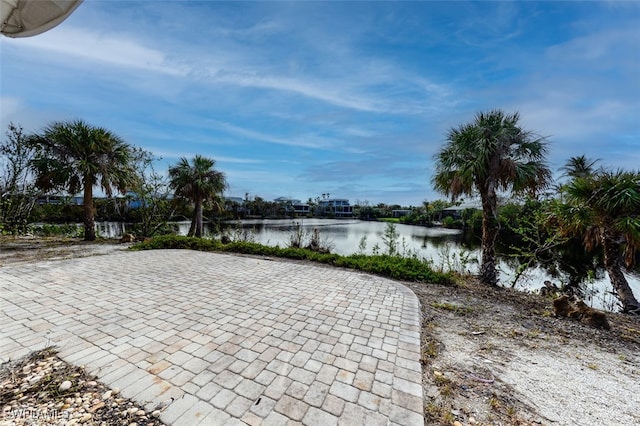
(404, 280), (640, 426)
(1, 236), (639, 425)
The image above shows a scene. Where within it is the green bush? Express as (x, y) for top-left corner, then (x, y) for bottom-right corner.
(442, 216), (463, 229)
(30, 203), (83, 223)
(133, 235), (222, 251)
(31, 223), (82, 237)
(132, 235), (454, 285)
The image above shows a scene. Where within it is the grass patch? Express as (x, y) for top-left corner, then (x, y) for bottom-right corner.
(430, 301), (474, 315)
(378, 217), (401, 223)
(132, 235), (454, 285)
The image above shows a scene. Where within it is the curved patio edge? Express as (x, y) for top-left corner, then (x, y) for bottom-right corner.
(0, 250), (424, 425)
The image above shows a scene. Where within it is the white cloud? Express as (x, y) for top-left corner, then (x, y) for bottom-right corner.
(2, 27), (188, 76)
(0, 96), (22, 119)
(0, 96), (69, 133)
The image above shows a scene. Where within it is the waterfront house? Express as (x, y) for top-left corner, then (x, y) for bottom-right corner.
(317, 198), (353, 218)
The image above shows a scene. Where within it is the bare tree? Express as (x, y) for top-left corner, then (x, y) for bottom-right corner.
(0, 123), (39, 233)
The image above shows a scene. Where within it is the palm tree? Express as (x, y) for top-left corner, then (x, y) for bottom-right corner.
(168, 155), (226, 238)
(29, 120), (134, 241)
(432, 110), (551, 285)
(553, 169), (640, 313)
(559, 155), (600, 180)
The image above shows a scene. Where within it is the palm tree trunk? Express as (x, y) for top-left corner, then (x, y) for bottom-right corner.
(602, 231), (639, 313)
(187, 209), (196, 237)
(479, 187), (499, 286)
(83, 179), (96, 241)
(194, 199), (203, 238)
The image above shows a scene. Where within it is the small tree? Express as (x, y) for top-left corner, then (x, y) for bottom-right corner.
(381, 222), (399, 256)
(128, 149), (175, 238)
(0, 123), (39, 233)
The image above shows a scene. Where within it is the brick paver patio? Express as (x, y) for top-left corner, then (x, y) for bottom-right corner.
(0, 250), (424, 425)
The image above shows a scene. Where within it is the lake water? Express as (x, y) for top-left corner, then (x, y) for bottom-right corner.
(97, 218), (640, 311)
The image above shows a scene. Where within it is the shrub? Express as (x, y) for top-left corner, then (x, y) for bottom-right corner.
(31, 223), (82, 237)
(442, 216), (463, 229)
(133, 235), (221, 251)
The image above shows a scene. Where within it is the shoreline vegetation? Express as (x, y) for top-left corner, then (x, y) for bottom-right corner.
(131, 235), (455, 287)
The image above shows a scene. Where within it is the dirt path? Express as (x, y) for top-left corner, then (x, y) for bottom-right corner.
(2, 237), (639, 425)
(0, 236), (126, 266)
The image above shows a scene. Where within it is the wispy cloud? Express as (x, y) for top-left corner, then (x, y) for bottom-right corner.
(206, 120), (328, 149)
(149, 148), (263, 165)
(2, 27), (188, 76)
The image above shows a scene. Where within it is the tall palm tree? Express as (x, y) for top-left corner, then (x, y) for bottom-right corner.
(553, 170), (640, 313)
(29, 120), (134, 241)
(432, 110), (551, 286)
(168, 155), (226, 238)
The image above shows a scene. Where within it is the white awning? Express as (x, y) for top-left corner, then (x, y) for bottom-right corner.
(1, 0), (83, 38)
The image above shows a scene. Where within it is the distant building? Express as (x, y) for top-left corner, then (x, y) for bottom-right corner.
(292, 203), (310, 216)
(441, 201), (481, 219)
(274, 197), (310, 217)
(274, 196), (301, 204)
(392, 209), (412, 218)
(36, 194), (83, 205)
(318, 198), (353, 218)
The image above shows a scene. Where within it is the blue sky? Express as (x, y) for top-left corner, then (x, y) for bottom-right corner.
(1, 1), (639, 206)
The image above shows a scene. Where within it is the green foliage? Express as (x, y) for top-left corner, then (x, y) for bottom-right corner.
(336, 254), (452, 284)
(552, 166), (640, 312)
(132, 235), (222, 251)
(132, 235), (454, 285)
(356, 204), (378, 220)
(553, 167), (640, 267)
(441, 216), (463, 229)
(467, 210), (483, 233)
(31, 223), (82, 237)
(432, 110), (551, 199)
(381, 222), (399, 255)
(379, 217), (400, 223)
(425, 199), (451, 223)
(432, 244), (477, 275)
(30, 202), (83, 223)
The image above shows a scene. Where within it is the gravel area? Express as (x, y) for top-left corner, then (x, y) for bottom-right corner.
(0, 347), (167, 426)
